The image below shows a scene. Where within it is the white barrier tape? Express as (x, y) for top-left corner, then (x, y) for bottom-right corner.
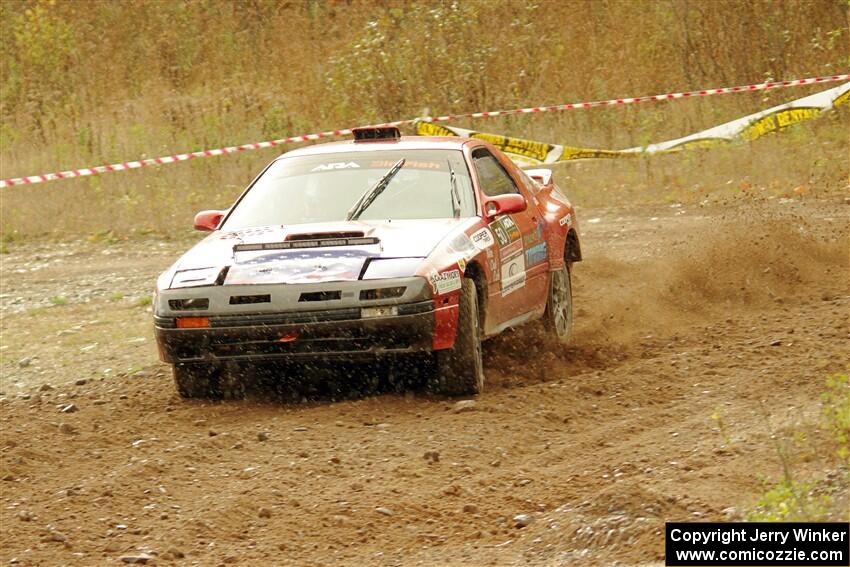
(2, 73), (848, 189)
(417, 82), (850, 166)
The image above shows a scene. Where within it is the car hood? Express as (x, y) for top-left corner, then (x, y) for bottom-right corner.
(167, 218), (471, 287)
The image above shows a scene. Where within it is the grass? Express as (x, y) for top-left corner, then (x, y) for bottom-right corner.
(745, 374), (850, 522)
(0, 0), (847, 239)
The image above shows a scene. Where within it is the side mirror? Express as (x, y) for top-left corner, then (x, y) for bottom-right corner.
(193, 210), (225, 232)
(483, 194), (527, 219)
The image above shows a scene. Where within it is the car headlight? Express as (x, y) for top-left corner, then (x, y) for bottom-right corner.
(170, 266), (223, 288)
(361, 258), (424, 280)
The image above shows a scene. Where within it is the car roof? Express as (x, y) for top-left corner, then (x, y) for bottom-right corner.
(275, 136), (472, 161)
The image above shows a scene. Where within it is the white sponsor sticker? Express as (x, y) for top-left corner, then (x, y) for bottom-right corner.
(559, 213), (572, 227)
(311, 162), (361, 171)
(430, 269), (462, 295)
(470, 227), (495, 250)
(500, 249), (526, 297)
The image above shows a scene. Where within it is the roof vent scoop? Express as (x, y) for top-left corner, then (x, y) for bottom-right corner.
(353, 126), (401, 142)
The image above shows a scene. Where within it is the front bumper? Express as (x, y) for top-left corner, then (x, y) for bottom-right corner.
(153, 277), (448, 363)
(154, 300), (437, 363)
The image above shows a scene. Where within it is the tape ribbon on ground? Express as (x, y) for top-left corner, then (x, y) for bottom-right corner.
(1, 74), (848, 188)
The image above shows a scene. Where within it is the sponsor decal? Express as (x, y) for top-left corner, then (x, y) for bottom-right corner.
(500, 248), (526, 296)
(457, 258), (467, 272)
(311, 162), (360, 171)
(490, 215), (521, 248)
(370, 159), (442, 170)
(470, 227), (495, 250)
(430, 269), (462, 295)
(559, 213), (572, 227)
(523, 219), (544, 245)
(499, 239), (523, 258)
(525, 242), (548, 267)
(225, 249), (369, 285)
(484, 247), (498, 277)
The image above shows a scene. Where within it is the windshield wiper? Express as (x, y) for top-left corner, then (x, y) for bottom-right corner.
(347, 158), (405, 221)
(447, 159), (461, 219)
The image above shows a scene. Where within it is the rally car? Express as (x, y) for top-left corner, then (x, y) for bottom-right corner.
(153, 126), (581, 398)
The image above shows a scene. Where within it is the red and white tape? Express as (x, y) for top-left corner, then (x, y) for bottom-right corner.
(2, 74), (848, 189)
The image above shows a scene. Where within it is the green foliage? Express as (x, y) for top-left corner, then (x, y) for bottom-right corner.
(747, 373), (850, 522)
(822, 373), (850, 464)
(747, 479), (829, 522)
(48, 296), (68, 306)
(325, 2), (538, 120)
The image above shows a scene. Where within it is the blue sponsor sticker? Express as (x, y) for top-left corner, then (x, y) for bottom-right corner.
(525, 242), (547, 267)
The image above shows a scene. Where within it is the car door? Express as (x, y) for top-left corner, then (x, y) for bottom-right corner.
(470, 147), (549, 326)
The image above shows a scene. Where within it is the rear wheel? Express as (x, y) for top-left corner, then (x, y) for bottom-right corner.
(542, 264), (573, 343)
(432, 279), (485, 396)
(173, 363), (223, 399)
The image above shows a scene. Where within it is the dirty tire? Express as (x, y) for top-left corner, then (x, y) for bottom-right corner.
(542, 263), (573, 343)
(173, 363), (223, 399)
(432, 279), (484, 396)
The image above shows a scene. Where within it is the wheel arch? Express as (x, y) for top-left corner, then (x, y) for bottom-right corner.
(463, 260), (487, 328)
(565, 229), (582, 262)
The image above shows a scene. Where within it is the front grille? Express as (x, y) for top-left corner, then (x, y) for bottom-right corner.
(209, 332), (413, 357)
(299, 291), (342, 302)
(230, 294), (271, 305)
(209, 307), (362, 328)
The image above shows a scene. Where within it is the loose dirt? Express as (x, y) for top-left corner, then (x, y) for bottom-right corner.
(1, 196), (847, 566)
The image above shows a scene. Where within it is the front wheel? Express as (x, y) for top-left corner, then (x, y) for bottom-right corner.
(542, 263), (573, 343)
(432, 279), (485, 396)
(173, 363), (223, 399)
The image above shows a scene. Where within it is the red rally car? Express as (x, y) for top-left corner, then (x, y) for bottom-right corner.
(153, 126), (582, 398)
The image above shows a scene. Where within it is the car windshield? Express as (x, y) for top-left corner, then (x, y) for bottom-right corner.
(222, 149), (476, 229)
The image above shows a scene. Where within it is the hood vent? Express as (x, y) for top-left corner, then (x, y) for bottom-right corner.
(286, 231), (364, 241)
(234, 236), (379, 253)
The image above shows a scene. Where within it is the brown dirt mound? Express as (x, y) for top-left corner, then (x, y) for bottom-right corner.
(575, 207), (847, 347)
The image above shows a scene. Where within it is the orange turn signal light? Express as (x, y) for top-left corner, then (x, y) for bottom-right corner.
(278, 332), (299, 343)
(176, 317), (210, 329)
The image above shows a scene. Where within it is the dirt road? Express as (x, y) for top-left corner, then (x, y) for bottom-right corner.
(1, 196), (847, 566)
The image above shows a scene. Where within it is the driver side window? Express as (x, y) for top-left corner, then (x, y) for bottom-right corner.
(472, 148), (520, 197)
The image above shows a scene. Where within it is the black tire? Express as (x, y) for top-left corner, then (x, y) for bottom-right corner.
(432, 279), (485, 396)
(542, 263), (573, 343)
(173, 363), (223, 399)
